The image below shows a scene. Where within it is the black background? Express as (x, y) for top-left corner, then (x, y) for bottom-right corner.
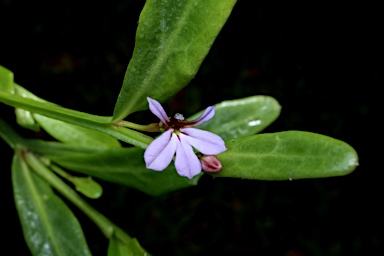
(0, 1), (381, 255)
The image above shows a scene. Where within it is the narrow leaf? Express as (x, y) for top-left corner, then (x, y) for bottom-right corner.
(113, 0), (237, 120)
(45, 147), (201, 196)
(14, 84), (121, 147)
(215, 131), (358, 180)
(0, 90), (153, 148)
(12, 152), (92, 256)
(189, 96), (281, 140)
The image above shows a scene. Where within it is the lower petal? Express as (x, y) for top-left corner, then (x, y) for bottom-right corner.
(174, 136), (202, 179)
(180, 128), (227, 155)
(144, 129), (177, 171)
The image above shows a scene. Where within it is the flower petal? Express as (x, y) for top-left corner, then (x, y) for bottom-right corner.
(180, 128), (227, 155)
(174, 135), (202, 179)
(188, 106), (215, 126)
(144, 129), (177, 171)
(147, 97), (169, 124)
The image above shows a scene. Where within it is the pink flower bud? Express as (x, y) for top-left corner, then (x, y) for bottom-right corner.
(200, 155), (222, 173)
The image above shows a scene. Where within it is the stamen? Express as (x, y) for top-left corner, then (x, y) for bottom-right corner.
(174, 113), (185, 121)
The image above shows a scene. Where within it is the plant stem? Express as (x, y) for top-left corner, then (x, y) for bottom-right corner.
(115, 120), (161, 132)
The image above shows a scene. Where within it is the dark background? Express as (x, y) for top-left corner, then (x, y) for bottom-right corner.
(0, 1), (381, 255)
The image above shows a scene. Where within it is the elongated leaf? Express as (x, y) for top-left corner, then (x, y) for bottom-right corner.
(45, 147), (201, 196)
(189, 96), (281, 140)
(14, 84), (121, 147)
(108, 235), (148, 256)
(0, 65), (14, 93)
(113, 0), (237, 120)
(215, 131), (358, 180)
(12, 152), (92, 256)
(0, 90), (153, 148)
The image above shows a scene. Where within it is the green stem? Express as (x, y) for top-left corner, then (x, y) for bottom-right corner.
(24, 151), (129, 240)
(0, 90), (153, 148)
(115, 120), (161, 132)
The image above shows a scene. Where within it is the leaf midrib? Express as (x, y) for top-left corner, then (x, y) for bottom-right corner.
(20, 157), (64, 256)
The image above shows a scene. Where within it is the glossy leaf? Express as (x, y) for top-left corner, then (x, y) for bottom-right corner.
(45, 147), (201, 196)
(12, 152), (92, 256)
(215, 131), (358, 180)
(0, 90), (153, 148)
(189, 96), (281, 140)
(108, 235), (148, 256)
(0, 65), (14, 93)
(112, 0), (237, 120)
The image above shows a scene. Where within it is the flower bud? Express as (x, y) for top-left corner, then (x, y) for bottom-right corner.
(200, 155), (222, 173)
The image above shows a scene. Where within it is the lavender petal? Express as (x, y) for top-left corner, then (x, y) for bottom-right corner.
(147, 97), (169, 124)
(144, 129), (177, 171)
(180, 128), (227, 155)
(174, 135), (202, 179)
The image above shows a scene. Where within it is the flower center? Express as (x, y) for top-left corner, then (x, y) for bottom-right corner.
(174, 113), (185, 121)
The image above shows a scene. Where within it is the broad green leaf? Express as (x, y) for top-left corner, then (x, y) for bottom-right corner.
(45, 147), (201, 196)
(189, 96), (281, 141)
(12, 152), (92, 256)
(112, 0), (237, 120)
(215, 131), (358, 180)
(0, 65), (14, 93)
(108, 234), (148, 256)
(14, 84), (121, 148)
(0, 90), (153, 148)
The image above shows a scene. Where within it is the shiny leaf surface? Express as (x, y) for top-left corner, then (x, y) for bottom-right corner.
(189, 96), (281, 140)
(215, 131), (358, 180)
(12, 152), (92, 256)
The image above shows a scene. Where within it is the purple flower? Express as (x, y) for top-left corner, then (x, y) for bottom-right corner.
(144, 97), (227, 179)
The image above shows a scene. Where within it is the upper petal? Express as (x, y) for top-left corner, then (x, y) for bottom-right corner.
(144, 129), (177, 171)
(147, 97), (169, 124)
(180, 128), (227, 155)
(188, 106), (215, 126)
(174, 136), (202, 179)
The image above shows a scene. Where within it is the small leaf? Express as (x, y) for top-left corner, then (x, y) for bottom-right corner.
(45, 146), (201, 196)
(112, 0), (237, 120)
(70, 176), (103, 199)
(215, 131), (358, 180)
(189, 95), (281, 140)
(108, 234), (148, 256)
(0, 65), (14, 93)
(12, 152), (92, 256)
(15, 108), (41, 131)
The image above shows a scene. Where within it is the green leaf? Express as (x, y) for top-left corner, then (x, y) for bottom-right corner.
(45, 147), (201, 196)
(0, 90), (153, 148)
(112, 0), (237, 120)
(14, 84), (121, 148)
(215, 131), (358, 180)
(0, 65), (14, 93)
(189, 95), (281, 140)
(70, 176), (103, 199)
(15, 108), (41, 131)
(108, 234), (148, 256)
(12, 152), (92, 256)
